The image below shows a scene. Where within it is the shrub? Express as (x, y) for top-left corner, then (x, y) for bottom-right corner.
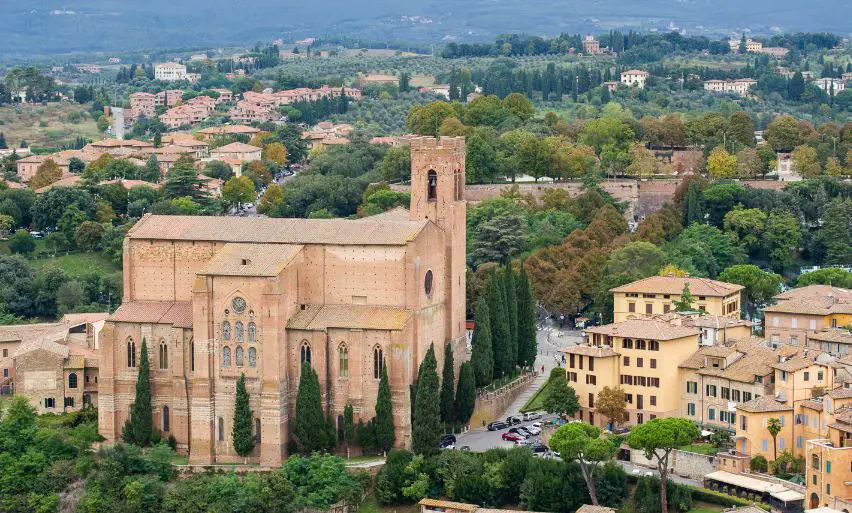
(750, 454), (768, 472)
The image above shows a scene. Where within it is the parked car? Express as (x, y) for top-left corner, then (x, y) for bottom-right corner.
(509, 427), (531, 438)
(506, 415), (522, 425)
(529, 442), (549, 455)
(502, 432), (525, 442)
(525, 425), (542, 436)
(440, 434), (456, 448)
(523, 411), (542, 422)
(488, 421), (509, 431)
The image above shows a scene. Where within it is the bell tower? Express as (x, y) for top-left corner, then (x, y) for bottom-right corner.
(409, 136), (467, 348)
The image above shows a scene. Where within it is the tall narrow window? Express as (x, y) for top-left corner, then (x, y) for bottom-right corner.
(248, 347), (257, 368)
(427, 170), (437, 201)
(127, 338), (136, 368)
(218, 417), (224, 441)
(301, 342), (311, 365)
(255, 418), (261, 443)
(453, 170), (463, 200)
(373, 346), (383, 380)
(222, 347), (231, 368)
(190, 340), (195, 371)
(68, 373), (78, 389)
(248, 322), (256, 343)
(235, 346), (244, 367)
(159, 339), (168, 370)
(163, 406), (170, 432)
(222, 321), (231, 341)
(234, 322), (244, 342)
(339, 344), (349, 377)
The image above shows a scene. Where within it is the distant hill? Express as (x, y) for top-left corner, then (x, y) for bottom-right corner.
(1, 0), (849, 56)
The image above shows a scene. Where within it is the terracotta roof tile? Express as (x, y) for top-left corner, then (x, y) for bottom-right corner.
(765, 285), (852, 315)
(200, 243), (303, 277)
(800, 399), (824, 411)
(809, 330), (852, 345)
(576, 506), (617, 513)
(585, 318), (700, 340)
(212, 142), (261, 153)
(418, 499), (478, 512)
(610, 276), (743, 296)
(109, 301), (193, 328)
(737, 395), (792, 413)
(127, 213), (429, 246)
(0, 322), (65, 343)
(287, 304), (411, 331)
(771, 357), (815, 372)
(559, 344), (619, 357)
(829, 387), (852, 399)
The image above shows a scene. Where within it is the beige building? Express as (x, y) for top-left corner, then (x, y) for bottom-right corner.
(582, 35), (601, 54)
(764, 286), (852, 348)
(98, 137), (468, 466)
(813, 78), (846, 96)
(759, 47), (789, 58)
(129, 92), (156, 118)
(610, 275), (743, 323)
(704, 79), (758, 96)
(154, 62), (188, 81)
(620, 70), (649, 89)
(806, 406), (852, 510)
(15, 155), (70, 183)
(562, 317), (701, 427)
(810, 330), (852, 356)
(210, 141), (262, 162)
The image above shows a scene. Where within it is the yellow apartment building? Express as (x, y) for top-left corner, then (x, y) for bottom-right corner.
(562, 317), (700, 428)
(679, 340), (793, 432)
(809, 330), (852, 357)
(610, 276), (743, 323)
(764, 286), (852, 348)
(805, 406), (852, 510)
(735, 396), (794, 460)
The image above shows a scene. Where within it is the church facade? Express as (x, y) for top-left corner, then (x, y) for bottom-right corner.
(98, 137), (467, 466)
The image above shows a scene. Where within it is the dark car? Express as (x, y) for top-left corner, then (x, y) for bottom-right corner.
(487, 421), (509, 431)
(529, 442), (549, 454)
(440, 434), (457, 448)
(509, 427), (531, 438)
(506, 415), (522, 425)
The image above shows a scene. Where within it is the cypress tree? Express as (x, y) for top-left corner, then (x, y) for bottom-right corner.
(504, 265), (518, 372)
(294, 363), (327, 453)
(440, 343), (455, 425)
(488, 273), (511, 379)
(471, 296), (493, 386)
(517, 265), (538, 368)
(130, 338), (152, 446)
(0, 132), (6, 150)
(455, 361), (476, 425)
(232, 373), (254, 457)
(412, 344), (441, 455)
(683, 183), (703, 226)
(343, 404), (355, 448)
(374, 363), (395, 453)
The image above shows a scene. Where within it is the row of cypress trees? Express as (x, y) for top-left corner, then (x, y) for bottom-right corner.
(471, 264), (538, 387)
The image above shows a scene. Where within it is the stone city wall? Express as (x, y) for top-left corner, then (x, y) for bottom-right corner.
(628, 447), (717, 481)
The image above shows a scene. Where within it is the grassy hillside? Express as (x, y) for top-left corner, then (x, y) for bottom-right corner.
(0, 103), (102, 150)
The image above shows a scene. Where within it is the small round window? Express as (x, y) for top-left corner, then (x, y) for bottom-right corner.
(424, 270), (434, 297)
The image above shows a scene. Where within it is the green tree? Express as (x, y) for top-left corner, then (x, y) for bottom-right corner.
(765, 115), (803, 151)
(595, 386), (627, 430)
(707, 147), (737, 178)
(257, 183), (284, 215)
(816, 198), (852, 265)
(504, 265), (518, 369)
(68, 157), (85, 174)
(501, 93), (534, 121)
(543, 368), (580, 417)
(767, 417), (781, 460)
(263, 142), (288, 166)
(455, 361), (476, 425)
(222, 176), (257, 207)
(673, 283), (695, 311)
(75, 221), (105, 252)
(142, 155), (161, 183)
(440, 343), (455, 425)
(549, 422), (617, 505)
(516, 265), (538, 368)
(406, 101), (457, 136)
(627, 418), (700, 513)
(797, 268), (852, 289)
(471, 296), (494, 386)
(343, 404), (355, 448)
(729, 111), (756, 148)
(735, 148), (763, 178)
(723, 207), (767, 255)
(232, 373), (254, 458)
(763, 210), (803, 272)
(787, 72), (805, 101)
(129, 338), (153, 446)
(375, 363), (395, 453)
(376, 146), (411, 182)
(682, 183), (703, 226)
(412, 344), (441, 455)
(718, 265), (782, 319)
(488, 273), (512, 378)
(8, 229), (35, 255)
(791, 145), (821, 178)
(294, 363), (328, 453)
(30, 159), (62, 189)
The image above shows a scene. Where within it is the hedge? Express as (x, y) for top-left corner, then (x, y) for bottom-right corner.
(626, 474), (770, 511)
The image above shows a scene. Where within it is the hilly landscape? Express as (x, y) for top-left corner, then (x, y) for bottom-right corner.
(1, 0), (850, 55)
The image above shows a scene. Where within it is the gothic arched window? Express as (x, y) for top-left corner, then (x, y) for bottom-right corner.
(373, 346), (384, 380)
(248, 347), (257, 368)
(222, 347), (231, 368)
(159, 339), (168, 370)
(163, 406), (170, 432)
(339, 344), (349, 378)
(248, 322), (256, 343)
(300, 341), (312, 365)
(68, 373), (78, 389)
(235, 322), (244, 342)
(127, 338), (136, 368)
(222, 321), (231, 341)
(427, 170), (437, 201)
(235, 346), (244, 367)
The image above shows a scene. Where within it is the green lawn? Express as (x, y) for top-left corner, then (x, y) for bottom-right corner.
(687, 501), (726, 513)
(30, 251), (120, 278)
(520, 377), (553, 413)
(358, 495), (418, 513)
(170, 454), (189, 466)
(678, 443), (718, 456)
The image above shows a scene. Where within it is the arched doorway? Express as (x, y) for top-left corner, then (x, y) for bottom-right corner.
(810, 493), (820, 509)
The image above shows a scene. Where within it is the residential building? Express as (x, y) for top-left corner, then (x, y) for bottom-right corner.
(813, 78), (846, 96)
(561, 317), (701, 428)
(610, 275), (743, 323)
(85, 138), (153, 156)
(620, 70), (649, 89)
(760, 47), (790, 58)
(843, 72), (852, 82)
(602, 81), (619, 92)
(155, 89), (185, 108)
(161, 134), (210, 158)
(97, 137), (468, 465)
(228, 100), (276, 123)
(154, 62), (188, 81)
(129, 92), (156, 118)
(805, 409), (852, 510)
(210, 142), (262, 162)
(729, 38), (763, 53)
(764, 286), (852, 347)
(210, 89), (234, 103)
(691, 316), (754, 346)
(197, 125), (261, 140)
(15, 155), (70, 183)
(582, 35), (602, 54)
(810, 330), (852, 356)
(703, 79), (758, 96)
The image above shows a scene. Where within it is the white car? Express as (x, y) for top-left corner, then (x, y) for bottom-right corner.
(525, 425), (542, 436)
(523, 411), (542, 422)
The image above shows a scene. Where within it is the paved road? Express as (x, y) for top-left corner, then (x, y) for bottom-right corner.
(454, 322), (584, 452)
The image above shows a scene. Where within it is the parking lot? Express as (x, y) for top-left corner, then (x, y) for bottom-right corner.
(453, 413), (563, 453)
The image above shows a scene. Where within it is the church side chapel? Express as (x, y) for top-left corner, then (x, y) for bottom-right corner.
(98, 136), (468, 466)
